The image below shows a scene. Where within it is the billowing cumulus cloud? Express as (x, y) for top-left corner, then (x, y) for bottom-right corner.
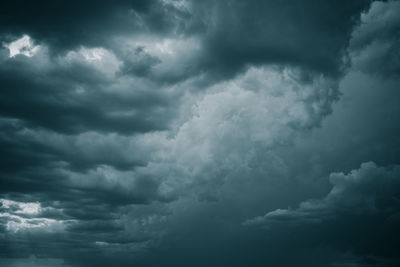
(148, 66), (338, 201)
(349, 0), (400, 76)
(1, 0), (399, 267)
(245, 162), (400, 225)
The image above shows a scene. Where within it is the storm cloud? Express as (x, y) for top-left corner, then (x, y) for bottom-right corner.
(1, 0), (399, 266)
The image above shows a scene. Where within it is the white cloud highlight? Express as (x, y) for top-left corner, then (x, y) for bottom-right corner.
(5, 35), (40, 58)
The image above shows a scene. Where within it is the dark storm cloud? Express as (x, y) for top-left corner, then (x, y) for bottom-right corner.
(244, 162), (400, 265)
(0, 0), (372, 84)
(188, 0), (372, 79)
(0, 166), (166, 206)
(0, 196), (169, 267)
(117, 2), (400, 266)
(0, 115), (170, 211)
(0, 48), (177, 135)
(349, 0), (400, 76)
(0, 0), (189, 51)
(1, 0), (400, 267)
(289, 0), (400, 175)
(245, 162), (400, 226)
(0, 118), (152, 173)
(235, 3), (400, 265)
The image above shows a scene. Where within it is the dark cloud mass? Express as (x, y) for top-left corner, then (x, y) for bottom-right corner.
(0, 0), (399, 267)
(0, 0), (179, 50)
(192, 0), (371, 78)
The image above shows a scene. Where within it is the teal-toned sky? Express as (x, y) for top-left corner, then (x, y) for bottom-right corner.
(1, 1), (400, 266)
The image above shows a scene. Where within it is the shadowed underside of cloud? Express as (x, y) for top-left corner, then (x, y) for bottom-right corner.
(191, 0), (371, 78)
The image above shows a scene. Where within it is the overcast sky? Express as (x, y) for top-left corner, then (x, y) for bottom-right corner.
(0, 0), (400, 266)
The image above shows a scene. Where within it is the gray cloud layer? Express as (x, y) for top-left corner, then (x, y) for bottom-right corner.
(1, 0), (399, 266)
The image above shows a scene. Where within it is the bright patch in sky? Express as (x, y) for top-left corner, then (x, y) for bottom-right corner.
(80, 47), (106, 61)
(3, 214), (64, 232)
(65, 46), (121, 76)
(0, 199), (68, 232)
(5, 35), (40, 58)
(1, 198), (41, 214)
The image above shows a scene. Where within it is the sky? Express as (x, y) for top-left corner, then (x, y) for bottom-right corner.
(0, 0), (399, 266)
